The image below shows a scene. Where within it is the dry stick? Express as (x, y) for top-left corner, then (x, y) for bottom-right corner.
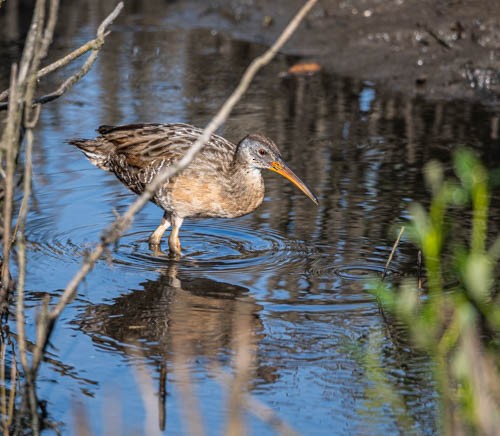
(0, 342), (6, 433)
(382, 226), (405, 280)
(0, 0), (59, 305)
(37, 0), (59, 63)
(0, 0), (48, 298)
(6, 0), (122, 372)
(14, 1), (61, 383)
(15, 123), (36, 377)
(7, 349), (16, 431)
(225, 305), (254, 436)
(0, 340), (17, 434)
(170, 266), (205, 436)
(49, 0), (318, 325)
(172, 339), (205, 436)
(132, 357), (162, 436)
(158, 361), (167, 432)
(0, 30), (102, 102)
(16, 107), (40, 436)
(212, 367), (298, 436)
(21, 0), (59, 124)
(417, 249), (423, 289)
(0, 2), (122, 430)
(31, 2), (122, 107)
(0, 64), (20, 308)
(0, 2), (123, 109)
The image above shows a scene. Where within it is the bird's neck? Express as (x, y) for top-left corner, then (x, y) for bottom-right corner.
(224, 162), (265, 216)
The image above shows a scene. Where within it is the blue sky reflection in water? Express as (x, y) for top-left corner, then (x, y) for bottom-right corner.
(2, 1), (500, 434)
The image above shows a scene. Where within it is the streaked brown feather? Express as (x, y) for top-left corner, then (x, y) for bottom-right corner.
(70, 122), (319, 255)
(69, 123), (264, 219)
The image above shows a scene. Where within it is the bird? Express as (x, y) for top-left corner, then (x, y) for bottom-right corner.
(70, 123), (318, 256)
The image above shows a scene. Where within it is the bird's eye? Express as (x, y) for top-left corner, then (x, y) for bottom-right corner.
(258, 149), (268, 156)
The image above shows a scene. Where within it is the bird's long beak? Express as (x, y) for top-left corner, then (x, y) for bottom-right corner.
(269, 161), (319, 205)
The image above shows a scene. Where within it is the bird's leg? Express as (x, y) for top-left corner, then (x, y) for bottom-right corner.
(168, 215), (184, 257)
(149, 212), (171, 248)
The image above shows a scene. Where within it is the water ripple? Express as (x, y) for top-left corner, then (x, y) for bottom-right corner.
(27, 215), (314, 273)
(115, 221), (314, 273)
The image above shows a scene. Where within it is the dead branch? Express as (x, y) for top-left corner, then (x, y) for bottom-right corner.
(0, 2), (123, 109)
(225, 304), (254, 436)
(212, 367), (298, 436)
(0, 4), (124, 431)
(0, 0), (123, 320)
(382, 226), (405, 280)
(0, 64), (20, 306)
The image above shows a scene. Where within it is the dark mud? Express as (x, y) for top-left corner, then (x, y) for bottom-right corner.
(167, 0), (500, 102)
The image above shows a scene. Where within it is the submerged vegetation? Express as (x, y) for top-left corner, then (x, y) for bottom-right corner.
(372, 149), (500, 434)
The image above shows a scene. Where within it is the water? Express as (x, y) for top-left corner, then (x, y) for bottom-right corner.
(1, 1), (500, 434)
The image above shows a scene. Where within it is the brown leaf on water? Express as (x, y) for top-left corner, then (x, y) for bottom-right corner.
(287, 62), (322, 75)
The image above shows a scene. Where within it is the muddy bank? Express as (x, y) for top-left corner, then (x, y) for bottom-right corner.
(170, 0), (499, 103)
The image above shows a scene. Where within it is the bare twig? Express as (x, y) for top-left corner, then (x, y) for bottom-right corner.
(8, 347), (17, 431)
(15, 120), (36, 377)
(382, 226), (405, 280)
(0, 2), (123, 109)
(49, 0), (318, 327)
(171, 276), (205, 436)
(1, 341), (7, 432)
(132, 356), (162, 436)
(0, 0), (122, 327)
(212, 367), (298, 436)
(158, 361), (167, 432)
(0, 64), (20, 309)
(225, 305), (253, 436)
(417, 249), (423, 289)
(0, 35), (101, 102)
(0, 2), (123, 432)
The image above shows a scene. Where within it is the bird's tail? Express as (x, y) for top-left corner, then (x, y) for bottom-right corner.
(68, 138), (112, 171)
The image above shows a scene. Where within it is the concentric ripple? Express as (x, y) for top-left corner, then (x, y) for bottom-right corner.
(26, 212), (314, 273)
(113, 220), (314, 273)
(334, 264), (398, 280)
(307, 253), (401, 281)
(26, 215), (101, 262)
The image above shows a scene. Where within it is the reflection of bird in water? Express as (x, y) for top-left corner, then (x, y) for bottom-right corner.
(70, 123), (318, 256)
(77, 265), (269, 433)
(78, 264), (264, 361)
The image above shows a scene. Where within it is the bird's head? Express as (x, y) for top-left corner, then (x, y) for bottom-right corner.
(237, 134), (319, 205)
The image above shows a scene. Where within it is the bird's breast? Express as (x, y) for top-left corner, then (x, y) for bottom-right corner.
(161, 168), (264, 219)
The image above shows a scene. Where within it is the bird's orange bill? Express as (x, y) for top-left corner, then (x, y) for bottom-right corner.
(269, 161), (319, 205)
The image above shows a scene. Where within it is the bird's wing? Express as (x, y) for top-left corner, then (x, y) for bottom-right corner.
(97, 123), (236, 170)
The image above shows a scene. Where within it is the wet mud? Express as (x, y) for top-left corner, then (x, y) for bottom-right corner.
(168, 0), (500, 102)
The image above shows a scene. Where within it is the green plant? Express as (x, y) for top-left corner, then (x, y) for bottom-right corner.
(373, 149), (500, 435)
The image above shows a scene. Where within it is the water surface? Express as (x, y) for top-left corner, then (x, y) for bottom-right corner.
(2, 1), (500, 434)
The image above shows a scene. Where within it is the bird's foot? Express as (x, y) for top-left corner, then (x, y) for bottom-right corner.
(148, 241), (165, 256)
(149, 233), (163, 246)
(168, 239), (181, 259)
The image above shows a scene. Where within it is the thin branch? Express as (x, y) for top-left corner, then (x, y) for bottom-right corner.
(39, 0), (60, 61)
(49, 0), (318, 325)
(225, 304), (253, 436)
(0, 64), (20, 309)
(0, 35), (101, 102)
(0, 2), (123, 109)
(132, 356), (163, 436)
(212, 367), (298, 436)
(15, 122), (36, 377)
(382, 226), (405, 280)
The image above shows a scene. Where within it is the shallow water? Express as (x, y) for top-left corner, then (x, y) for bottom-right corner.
(2, 1), (500, 434)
